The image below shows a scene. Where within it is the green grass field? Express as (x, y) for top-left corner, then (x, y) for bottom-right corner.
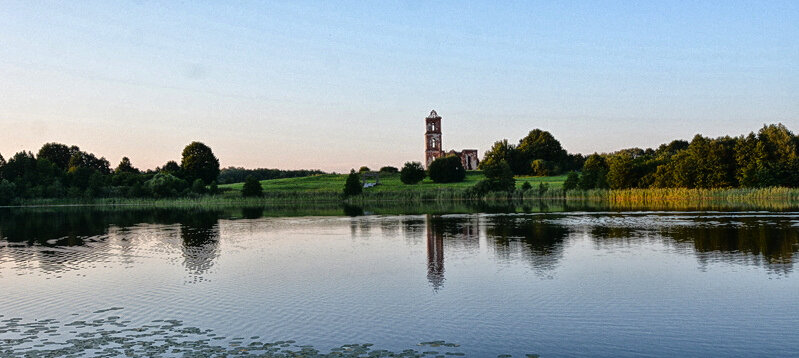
(219, 172), (568, 194)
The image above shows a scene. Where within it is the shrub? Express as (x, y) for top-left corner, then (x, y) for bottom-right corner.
(563, 171), (580, 190)
(428, 155), (465, 183)
(144, 173), (187, 198)
(191, 179), (206, 194)
(358, 166), (371, 173)
(521, 182), (532, 191)
(242, 175), (264, 197)
(480, 159), (515, 192)
(537, 182), (549, 195)
(343, 170), (362, 197)
(379, 166), (399, 174)
(400, 162), (426, 184)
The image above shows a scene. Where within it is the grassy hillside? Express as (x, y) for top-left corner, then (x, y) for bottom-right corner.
(219, 172), (568, 194)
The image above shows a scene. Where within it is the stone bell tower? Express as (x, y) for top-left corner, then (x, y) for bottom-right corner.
(425, 110), (443, 168)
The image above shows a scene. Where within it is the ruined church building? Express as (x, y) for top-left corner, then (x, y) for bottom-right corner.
(424, 110), (479, 170)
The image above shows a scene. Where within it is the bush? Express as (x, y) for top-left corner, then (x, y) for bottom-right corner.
(208, 181), (219, 195)
(242, 175), (263, 197)
(480, 159), (515, 192)
(400, 162), (426, 184)
(521, 182), (532, 191)
(537, 182), (549, 195)
(379, 166), (398, 174)
(191, 179), (206, 194)
(563, 171), (580, 190)
(343, 170), (362, 197)
(358, 166), (371, 173)
(144, 173), (187, 198)
(428, 155), (465, 183)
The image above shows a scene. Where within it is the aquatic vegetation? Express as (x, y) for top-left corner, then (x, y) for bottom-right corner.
(0, 314), (490, 357)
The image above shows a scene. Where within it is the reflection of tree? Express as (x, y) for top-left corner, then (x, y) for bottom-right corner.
(485, 216), (569, 274)
(240, 206), (265, 219)
(178, 211), (221, 281)
(663, 218), (799, 274)
(0, 208), (228, 278)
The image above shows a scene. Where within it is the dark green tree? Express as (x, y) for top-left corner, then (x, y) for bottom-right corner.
(0, 179), (16, 205)
(114, 157), (139, 174)
(37, 143), (77, 170)
(379, 166), (399, 173)
(241, 175), (263, 197)
(580, 154), (609, 189)
(428, 155), (466, 183)
(563, 171), (580, 190)
(481, 159), (515, 191)
(400, 162), (426, 184)
(358, 166), (371, 173)
(159, 160), (182, 176)
(480, 139), (521, 173)
(516, 129), (568, 174)
(181, 142), (220, 184)
(343, 170), (362, 196)
(144, 173), (187, 198)
(520, 181), (532, 191)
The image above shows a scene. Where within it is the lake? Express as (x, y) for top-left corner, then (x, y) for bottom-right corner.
(1, 205), (798, 357)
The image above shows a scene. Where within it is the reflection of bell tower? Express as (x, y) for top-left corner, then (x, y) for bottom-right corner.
(426, 215), (445, 290)
(425, 110), (443, 168)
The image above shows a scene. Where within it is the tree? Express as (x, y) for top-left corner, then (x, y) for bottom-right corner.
(379, 166), (399, 174)
(516, 129), (568, 174)
(400, 162), (426, 184)
(0, 179), (16, 205)
(181, 142), (220, 184)
(480, 159), (515, 191)
(67, 151), (111, 175)
(115, 157), (139, 174)
(530, 159), (550, 176)
(428, 155), (465, 183)
(159, 160), (182, 176)
(37, 143), (76, 170)
(0, 152), (4, 179)
(563, 171), (580, 190)
(241, 175), (263, 197)
(580, 154), (609, 189)
(358, 166), (371, 173)
(480, 139), (520, 173)
(144, 173), (187, 198)
(343, 170), (362, 196)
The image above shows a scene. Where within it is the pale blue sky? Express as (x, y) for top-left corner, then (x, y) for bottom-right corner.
(1, 1), (797, 171)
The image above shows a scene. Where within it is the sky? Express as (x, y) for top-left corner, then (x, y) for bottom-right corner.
(1, 1), (797, 172)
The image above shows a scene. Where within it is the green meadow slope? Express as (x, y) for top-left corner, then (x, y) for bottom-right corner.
(220, 172), (567, 195)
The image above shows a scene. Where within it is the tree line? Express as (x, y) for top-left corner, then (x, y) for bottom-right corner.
(565, 123), (799, 190)
(217, 167), (326, 184)
(0, 141), (221, 205)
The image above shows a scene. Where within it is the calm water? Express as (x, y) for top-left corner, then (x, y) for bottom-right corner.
(1, 207), (798, 357)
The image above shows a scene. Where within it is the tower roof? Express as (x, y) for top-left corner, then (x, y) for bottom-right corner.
(426, 110), (440, 119)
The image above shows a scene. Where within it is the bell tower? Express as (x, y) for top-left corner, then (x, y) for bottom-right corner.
(425, 110), (443, 168)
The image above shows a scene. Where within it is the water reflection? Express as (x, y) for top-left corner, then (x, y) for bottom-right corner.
(1, 208), (798, 283)
(177, 211), (220, 282)
(486, 216), (569, 275)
